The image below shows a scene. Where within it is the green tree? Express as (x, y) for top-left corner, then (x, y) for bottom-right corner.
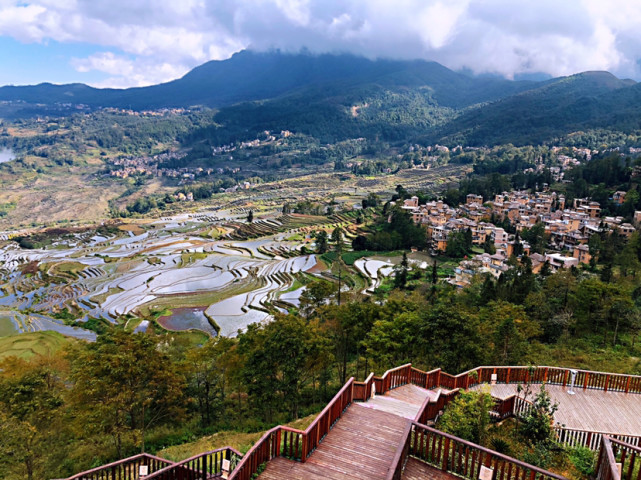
(0, 356), (67, 480)
(331, 226), (344, 252)
(240, 315), (328, 420)
(299, 280), (334, 317)
(483, 235), (496, 254)
(518, 384), (559, 448)
(446, 230), (472, 258)
(481, 301), (541, 364)
(437, 390), (494, 445)
(68, 332), (186, 456)
(394, 252), (409, 289)
(185, 336), (237, 427)
(315, 230), (329, 254)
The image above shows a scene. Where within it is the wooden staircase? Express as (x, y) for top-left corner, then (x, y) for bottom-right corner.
(258, 383), (450, 480)
(258, 404), (409, 479)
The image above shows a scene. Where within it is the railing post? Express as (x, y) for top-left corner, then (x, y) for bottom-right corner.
(626, 376), (631, 393)
(202, 453), (207, 480)
(276, 428), (282, 457)
(506, 368), (511, 383)
(604, 375), (610, 392)
(436, 369), (441, 388)
(302, 431), (308, 462)
(442, 438), (450, 471)
(584, 372), (589, 390)
(563, 369), (568, 387)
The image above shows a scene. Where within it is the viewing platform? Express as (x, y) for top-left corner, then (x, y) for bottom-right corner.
(64, 364), (641, 480)
(476, 382), (641, 440)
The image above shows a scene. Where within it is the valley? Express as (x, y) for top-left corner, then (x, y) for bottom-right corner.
(0, 172), (452, 341)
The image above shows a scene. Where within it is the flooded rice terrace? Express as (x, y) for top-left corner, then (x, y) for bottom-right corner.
(0, 210), (397, 340)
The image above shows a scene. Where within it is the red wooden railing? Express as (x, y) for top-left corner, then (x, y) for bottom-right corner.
(441, 365), (641, 394)
(353, 364), (412, 400)
(357, 364), (641, 452)
(228, 377), (354, 479)
(413, 389), (461, 425)
(410, 422), (566, 480)
(492, 394), (534, 421)
(144, 447), (241, 480)
(610, 438), (641, 480)
(596, 437), (620, 480)
(228, 428), (281, 480)
(66, 453), (175, 480)
(386, 421), (413, 480)
(353, 372), (374, 401)
(68, 364), (641, 480)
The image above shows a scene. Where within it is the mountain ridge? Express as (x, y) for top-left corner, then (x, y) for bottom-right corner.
(0, 50), (539, 110)
(1, 50), (639, 146)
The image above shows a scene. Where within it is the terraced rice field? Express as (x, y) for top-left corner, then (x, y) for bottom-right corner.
(0, 208), (401, 340)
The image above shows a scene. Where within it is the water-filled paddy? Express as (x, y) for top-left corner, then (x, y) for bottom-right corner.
(157, 308), (218, 336)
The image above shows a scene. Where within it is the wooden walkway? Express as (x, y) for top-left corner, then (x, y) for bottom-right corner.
(477, 383), (641, 435)
(402, 458), (462, 480)
(258, 384), (461, 480)
(359, 384), (436, 419)
(258, 404), (409, 480)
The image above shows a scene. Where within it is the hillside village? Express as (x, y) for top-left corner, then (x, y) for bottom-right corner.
(400, 189), (639, 288)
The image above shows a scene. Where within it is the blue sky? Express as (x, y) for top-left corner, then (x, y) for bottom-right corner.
(0, 37), (109, 85)
(1, 0), (641, 89)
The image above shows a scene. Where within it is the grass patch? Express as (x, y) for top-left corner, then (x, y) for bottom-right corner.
(341, 250), (405, 265)
(47, 261), (87, 277)
(0, 331), (73, 360)
(0, 315), (18, 336)
(180, 252), (208, 265)
(527, 336), (641, 373)
(157, 413), (318, 461)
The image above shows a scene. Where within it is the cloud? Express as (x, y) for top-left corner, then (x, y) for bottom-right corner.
(1, 0), (641, 87)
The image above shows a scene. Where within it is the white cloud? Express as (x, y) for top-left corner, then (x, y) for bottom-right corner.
(1, 0), (641, 87)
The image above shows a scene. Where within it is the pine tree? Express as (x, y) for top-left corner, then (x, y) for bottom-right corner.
(394, 252), (409, 289)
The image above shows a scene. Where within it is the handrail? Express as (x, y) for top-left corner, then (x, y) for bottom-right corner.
(145, 447), (241, 480)
(66, 453), (175, 480)
(300, 377), (354, 459)
(414, 389), (461, 425)
(386, 421), (412, 480)
(403, 364), (641, 394)
(446, 365), (641, 394)
(381, 363), (412, 378)
(554, 426), (641, 450)
(610, 437), (641, 450)
(608, 438), (641, 480)
(353, 371), (375, 401)
(596, 436), (620, 480)
(410, 421), (567, 480)
(228, 428), (280, 480)
(415, 390), (438, 423)
(228, 377), (355, 479)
